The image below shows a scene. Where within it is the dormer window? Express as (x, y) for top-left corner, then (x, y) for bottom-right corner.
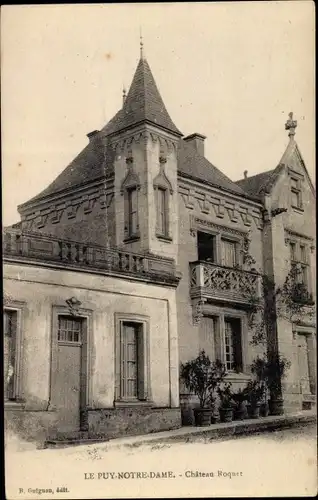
(154, 156), (173, 242)
(128, 187), (138, 236)
(290, 177), (303, 210)
(121, 154), (140, 242)
(156, 187), (168, 237)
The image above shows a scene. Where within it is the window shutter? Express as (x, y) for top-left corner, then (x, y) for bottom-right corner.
(137, 325), (146, 400)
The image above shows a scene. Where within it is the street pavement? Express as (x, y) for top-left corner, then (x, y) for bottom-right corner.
(5, 424), (317, 499)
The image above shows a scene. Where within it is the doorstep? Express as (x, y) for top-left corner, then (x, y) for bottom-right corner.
(44, 410), (316, 450)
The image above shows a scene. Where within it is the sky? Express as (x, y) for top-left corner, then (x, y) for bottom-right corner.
(1, 2), (315, 226)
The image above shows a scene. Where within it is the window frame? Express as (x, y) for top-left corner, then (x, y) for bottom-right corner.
(223, 316), (243, 373)
(3, 301), (25, 404)
(114, 313), (151, 405)
(290, 175), (303, 211)
(199, 306), (248, 379)
(153, 157), (173, 242)
(127, 186), (139, 239)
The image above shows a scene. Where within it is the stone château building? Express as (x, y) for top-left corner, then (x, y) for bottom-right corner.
(3, 44), (316, 443)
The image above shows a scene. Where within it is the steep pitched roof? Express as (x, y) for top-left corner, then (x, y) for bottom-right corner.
(235, 170), (276, 197)
(19, 135), (111, 208)
(178, 140), (249, 197)
(236, 136), (315, 198)
(101, 56), (182, 137)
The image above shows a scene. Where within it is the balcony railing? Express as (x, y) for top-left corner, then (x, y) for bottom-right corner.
(190, 261), (261, 306)
(3, 229), (180, 286)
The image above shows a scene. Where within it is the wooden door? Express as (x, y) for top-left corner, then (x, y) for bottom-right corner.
(297, 334), (311, 395)
(55, 316), (85, 432)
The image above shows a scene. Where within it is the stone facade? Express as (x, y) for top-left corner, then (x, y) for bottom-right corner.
(3, 51), (316, 443)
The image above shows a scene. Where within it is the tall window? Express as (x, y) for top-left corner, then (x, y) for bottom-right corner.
(4, 310), (17, 400)
(128, 187), (138, 237)
(290, 242), (296, 262)
(290, 177), (302, 209)
(299, 245), (308, 285)
(197, 231), (217, 262)
(156, 187), (167, 236)
(221, 239), (237, 268)
(224, 318), (242, 372)
(116, 319), (149, 402)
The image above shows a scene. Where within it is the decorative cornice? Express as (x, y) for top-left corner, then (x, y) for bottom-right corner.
(179, 184), (263, 230)
(284, 228), (314, 242)
(189, 214), (248, 238)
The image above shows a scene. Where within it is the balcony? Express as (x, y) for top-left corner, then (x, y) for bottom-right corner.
(190, 261), (261, 307)
(3, 229), (181, 287)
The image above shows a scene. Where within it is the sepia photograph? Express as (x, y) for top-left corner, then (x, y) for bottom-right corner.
(2, 2), (316, 498)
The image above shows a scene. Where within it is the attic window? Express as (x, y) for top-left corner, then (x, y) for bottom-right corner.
(290, 177), (303, 210)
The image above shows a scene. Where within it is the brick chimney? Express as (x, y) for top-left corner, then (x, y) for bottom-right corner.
(184, 133), (206, 157)
(87, 130), (100, 142)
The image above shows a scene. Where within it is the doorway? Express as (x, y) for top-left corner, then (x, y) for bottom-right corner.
(53, 315), (87, 432)
(297, 333), (311, 396)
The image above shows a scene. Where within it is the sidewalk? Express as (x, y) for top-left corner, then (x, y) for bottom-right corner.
(46, 410), (316, 450)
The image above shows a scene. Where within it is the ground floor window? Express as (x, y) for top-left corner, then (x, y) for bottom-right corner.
(115, 315), (150, 402)
(224, 317), (243, 372)
(4, 309), (18, 400)
(200, 314), (244, 373)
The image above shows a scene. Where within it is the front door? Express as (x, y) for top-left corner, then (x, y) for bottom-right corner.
(297, 334), (311, 395)
(55, 316), (85, 432)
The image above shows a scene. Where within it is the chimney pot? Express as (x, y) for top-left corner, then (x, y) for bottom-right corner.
(184, 133), (206, 157)
(87, 130), (100, 142)
(244, 170), (248, 179)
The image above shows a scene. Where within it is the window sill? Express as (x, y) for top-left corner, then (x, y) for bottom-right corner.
(156, 234), (173, 243)
(123, 234), (140, 243)
(114, 400), (154, 408)
(225, 372), (251, 382)
(5, 400), (25, 410)
(291, 206), (304, 213)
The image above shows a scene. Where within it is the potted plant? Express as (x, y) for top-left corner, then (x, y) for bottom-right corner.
(245, 380), (263, 418)
(232, 387), (249, 420)
(266, 354), (291, 416)
(180, 350), (226, 426)
(251, 356), (270, 417)
(217, 382), (234, 422)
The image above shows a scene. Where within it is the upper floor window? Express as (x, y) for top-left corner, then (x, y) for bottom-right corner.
(121, 156), (140, 242)
(128, 187), (138, 237)
(197, 231), (217, 262)
(290, 177), (303, 210)
(289, 240), (310, 288)
(154, 156), (173, 241)
(221, 239), (237, 268)
(197, 230), (240, 268)
(156, 187), (168, 237)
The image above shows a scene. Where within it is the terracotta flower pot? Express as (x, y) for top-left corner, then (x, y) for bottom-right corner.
(234, 403), (248, 421)
(219, 407), (233, 423)
(269, 398), (284, 416)
(260, 401), (269, 417)
(194, 408), (213, 426)
(248, 401), (261, 419)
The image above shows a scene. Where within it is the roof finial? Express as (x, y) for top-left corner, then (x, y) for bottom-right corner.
(140, 27), (144, 59)
(122, 85), (126, 106)
(285, 111), (297, 139)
